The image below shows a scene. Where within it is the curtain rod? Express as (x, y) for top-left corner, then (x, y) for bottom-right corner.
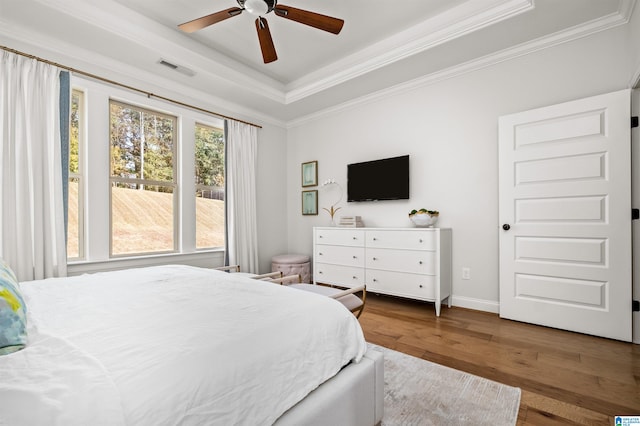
(1, 45), (262, 129)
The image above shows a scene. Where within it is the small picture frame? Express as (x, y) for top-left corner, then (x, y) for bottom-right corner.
(302, 190), (318, 215)
(301, 160), (318, 187)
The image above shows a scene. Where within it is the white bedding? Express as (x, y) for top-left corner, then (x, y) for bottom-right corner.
(0, 265), (367, 425)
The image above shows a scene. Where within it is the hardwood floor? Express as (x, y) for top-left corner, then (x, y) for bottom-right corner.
(358, 294), (640, 425)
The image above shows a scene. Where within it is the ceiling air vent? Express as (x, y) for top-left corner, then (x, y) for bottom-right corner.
(158, 59), (196, 77)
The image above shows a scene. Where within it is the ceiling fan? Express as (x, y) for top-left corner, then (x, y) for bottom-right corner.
(178, 0), (344, 64)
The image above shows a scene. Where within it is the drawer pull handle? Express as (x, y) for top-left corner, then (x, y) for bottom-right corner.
(319, 271), (323, 274)
(373, 237), (377, 241)
(373, 278), (377, 282)
(419, 284), (423, 288)
(319, 235), (323, 238)
(352, 255), (357, 259)
(372, 257), (377, 261)
(319, 252), (323, 255)
(419, 261), (423, 265)
(352, 276), (357, 279)
(419, 239), (423, 243)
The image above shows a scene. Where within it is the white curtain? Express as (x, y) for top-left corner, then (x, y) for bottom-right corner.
(0, 51), (67, 281)
(225, 120), (259, 273)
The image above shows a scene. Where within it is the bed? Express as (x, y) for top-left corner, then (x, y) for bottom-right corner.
(0, 264), (383, 425)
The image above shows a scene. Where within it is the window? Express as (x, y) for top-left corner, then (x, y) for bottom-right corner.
(109, 100), (177, 256)
(67, 89), (84, 259)
(195, 123), (225, 249)
(66, 76), (227, 269)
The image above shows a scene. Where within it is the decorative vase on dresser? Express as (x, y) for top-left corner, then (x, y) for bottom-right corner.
(313, 227), (452, 316)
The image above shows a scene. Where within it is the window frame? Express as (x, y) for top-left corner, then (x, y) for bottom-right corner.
(194, 121), (226, 250)
(68, 88), (86, 260)
(67, 76), (227, 274)
(108, 99), (180, 258)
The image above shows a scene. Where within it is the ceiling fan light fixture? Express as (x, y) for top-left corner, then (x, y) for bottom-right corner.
(243, 0), (273, 16)
(180, 0), (343, 63)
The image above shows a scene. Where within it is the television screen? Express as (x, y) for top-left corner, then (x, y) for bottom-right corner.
(347, 155), (409, 202)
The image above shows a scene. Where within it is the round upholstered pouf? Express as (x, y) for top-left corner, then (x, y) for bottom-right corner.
(271, 254), (311, 283)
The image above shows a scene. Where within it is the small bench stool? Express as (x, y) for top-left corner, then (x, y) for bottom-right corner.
(271, 254), (311, 283)
(289, 284), (366, 318)
(262, 273), (366, 318)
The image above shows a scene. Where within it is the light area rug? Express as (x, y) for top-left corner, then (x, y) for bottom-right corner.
(368, 343), (521, 426)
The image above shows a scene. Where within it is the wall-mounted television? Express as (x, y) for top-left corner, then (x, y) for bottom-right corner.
(347, 155), (410, 202)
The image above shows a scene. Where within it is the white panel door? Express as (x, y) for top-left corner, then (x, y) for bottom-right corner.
(499, 89), (632, 341)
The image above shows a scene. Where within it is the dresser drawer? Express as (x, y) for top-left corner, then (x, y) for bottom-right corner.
(366, 248), (435, 275)
(315, 229), (365, 247)
(366, 229), (436, 250)
(366, 270), (436, 301)
(315, 245), (365, 267)
(314, 263), (364, 288)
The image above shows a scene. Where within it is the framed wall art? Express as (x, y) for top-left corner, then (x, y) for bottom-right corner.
(302, 190), (318, 215)
(301, 160), (318, 187)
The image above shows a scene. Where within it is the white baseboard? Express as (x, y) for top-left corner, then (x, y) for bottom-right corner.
(450, 296), (500, 314)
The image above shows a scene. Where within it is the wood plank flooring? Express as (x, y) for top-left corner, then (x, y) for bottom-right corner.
(358, 294), (640, 425)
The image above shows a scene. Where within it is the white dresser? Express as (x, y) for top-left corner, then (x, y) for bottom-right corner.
(313, 227), (452, 316)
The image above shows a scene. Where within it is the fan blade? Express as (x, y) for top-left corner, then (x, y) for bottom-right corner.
(273, 5), (344, 34)
(255, 17), (278, 63)
(178, 7), (243, 33)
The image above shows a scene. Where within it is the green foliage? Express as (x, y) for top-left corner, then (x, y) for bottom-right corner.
(109, 102), (175, 192)
(409, 209), (439, 216)
(195, 124), (224, 188)
(108, 102), (224, 196)
(69, 92), (80, 174)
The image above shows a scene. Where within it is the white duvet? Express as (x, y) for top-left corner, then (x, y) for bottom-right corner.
(0, 265), (366, 425)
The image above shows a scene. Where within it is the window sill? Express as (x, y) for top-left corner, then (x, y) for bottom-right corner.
(67, 249), (225, 276)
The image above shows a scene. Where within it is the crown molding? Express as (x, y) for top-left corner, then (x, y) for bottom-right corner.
(35, 0), (287, 104)
(287, 0), (636, 128)
(3, 0), (635, 126)
(623, 0), (640, 88)
(35, 0), (534, 105)
(0, 21), (287, 129)
(284, 0), (534, 103)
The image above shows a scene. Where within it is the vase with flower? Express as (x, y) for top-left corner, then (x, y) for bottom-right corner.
(321, 179), (343, 226)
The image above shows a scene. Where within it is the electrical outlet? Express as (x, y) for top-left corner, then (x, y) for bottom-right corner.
(462, 267), (471, 280)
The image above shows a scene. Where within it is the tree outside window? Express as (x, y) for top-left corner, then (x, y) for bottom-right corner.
(195, 123), (225, 249)
(109, 100), (177, 256)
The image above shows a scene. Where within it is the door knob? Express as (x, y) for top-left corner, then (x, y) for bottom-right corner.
(502, 224), (511, 231)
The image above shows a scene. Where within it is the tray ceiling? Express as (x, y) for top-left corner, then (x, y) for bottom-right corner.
(0, 0), (632, 124)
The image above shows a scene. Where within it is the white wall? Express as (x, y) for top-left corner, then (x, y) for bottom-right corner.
(629, 0), (640, 345)
(633, 89), (639, 344)
(256, 124), (289, 273)
(286, 20), (638, 312)
(631, 0), (640, 341)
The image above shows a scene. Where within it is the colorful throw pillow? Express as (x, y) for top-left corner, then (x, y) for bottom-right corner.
(0, 258), (27, 355)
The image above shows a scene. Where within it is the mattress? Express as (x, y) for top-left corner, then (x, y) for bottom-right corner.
(0, 265), (367, 425)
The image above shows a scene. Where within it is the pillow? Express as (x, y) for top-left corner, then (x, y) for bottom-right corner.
(0, 258), (27, 355)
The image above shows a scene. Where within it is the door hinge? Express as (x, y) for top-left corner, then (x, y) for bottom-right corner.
(633, 209), (639, 220)
(633, 117), (639, 128)
(633, 300), (639, 312)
